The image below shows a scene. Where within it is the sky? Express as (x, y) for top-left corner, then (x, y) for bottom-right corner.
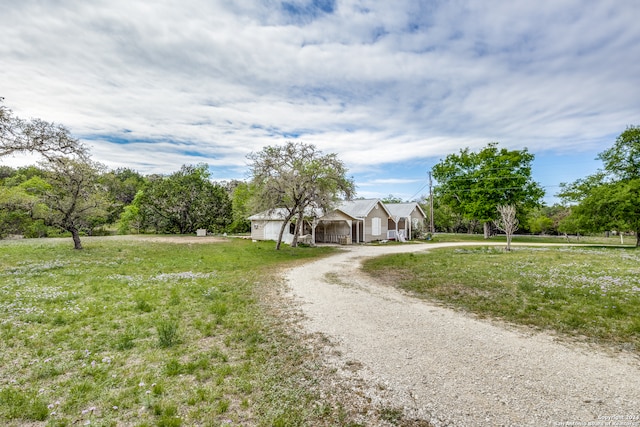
(1, 0), (639, 204)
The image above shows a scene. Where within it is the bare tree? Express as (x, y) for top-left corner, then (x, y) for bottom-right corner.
(494, 204), (519, 251)
(1, 98), (88, 161)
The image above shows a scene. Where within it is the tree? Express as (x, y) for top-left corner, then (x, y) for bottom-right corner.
(37, 158), (110, 249)
(525, 205), (569, 235)
(101, 168), (146, 224)
(494, 204), (519, 251)
(248, 142), (355, 249)
(432, 143), (544, 238)
(1, 98), (88, 161)
(228, 181), (252, 233)
(137, 164), (232, 234)
(526, 209), (554, 235)
(559, 126), (640, 246)
(597, 126), (640, 181)
(382, 194), (403, 204)
(117, 190), (144, 234)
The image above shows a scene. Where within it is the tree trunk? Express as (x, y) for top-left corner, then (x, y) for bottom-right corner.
(483, 222), (491, 239)
(291, 211), (305, 247)
(275, 211), (295, 250)
(71, 227), (83, 250)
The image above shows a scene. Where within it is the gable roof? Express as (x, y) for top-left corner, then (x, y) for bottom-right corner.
(247, 207), (324, 221)
(247, 208), (291, 221)
(335, 198), (391, 219)
(385, 202), (427, 219)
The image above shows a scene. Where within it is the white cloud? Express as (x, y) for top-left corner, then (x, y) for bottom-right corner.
(1, 0), (639, 201)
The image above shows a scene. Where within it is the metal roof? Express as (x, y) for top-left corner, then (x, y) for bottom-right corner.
(335, 198), (391, 219)
(385, 202), (426, 219)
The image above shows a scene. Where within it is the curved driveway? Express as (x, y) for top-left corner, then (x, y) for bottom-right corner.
(285, 242), (640, 426)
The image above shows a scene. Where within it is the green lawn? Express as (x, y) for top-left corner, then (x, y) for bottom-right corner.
(0, 237), (351, 427)
(363, 246), (640, 352)
(426, 232), (634, 246)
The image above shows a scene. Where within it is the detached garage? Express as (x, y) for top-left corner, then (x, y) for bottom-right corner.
(247, 208), (297, 245)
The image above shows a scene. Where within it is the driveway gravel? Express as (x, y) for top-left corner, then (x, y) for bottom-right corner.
(285, 242), (640, 426)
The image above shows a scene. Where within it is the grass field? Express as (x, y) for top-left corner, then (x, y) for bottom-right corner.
(0, 236), (361, 427)
(363, 245), (640, 352)
(426, 232), (634, 246)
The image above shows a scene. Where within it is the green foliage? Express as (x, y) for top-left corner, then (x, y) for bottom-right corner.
(559, 126), (640, 246)
(432, 143), (544, 231)
(117, 190), (144, 234)
(37, 158), (110, 249)
(101, 167), (146, 224)
(229, 181), (252, 233)
(597, 125), (640, 180)
(137, 164), (232, 234)
(381, 194), (404, 203)
(526, 205), (569, 235)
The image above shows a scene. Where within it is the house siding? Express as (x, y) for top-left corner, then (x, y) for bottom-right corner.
(251, 220), (267, 241)
(363, 202), (389, 242)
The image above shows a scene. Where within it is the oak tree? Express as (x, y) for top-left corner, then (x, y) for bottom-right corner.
(38, 158), (109, 249)
(559, 126), (640, 246)
(248, 142), (355, 249)
(432, 143), (544, 238)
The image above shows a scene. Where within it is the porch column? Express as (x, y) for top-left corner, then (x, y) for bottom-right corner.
(311, 219), (317, 244)
(395, 216), (399, 240)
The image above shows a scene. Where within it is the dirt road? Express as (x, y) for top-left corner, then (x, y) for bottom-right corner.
(285, 242), (640, 426)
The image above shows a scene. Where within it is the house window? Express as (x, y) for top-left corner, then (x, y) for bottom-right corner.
(289, 222), (296, 234)
(372, 217), (381, 236)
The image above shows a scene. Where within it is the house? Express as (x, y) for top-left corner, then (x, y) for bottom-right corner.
(385, 202), (427, 241)
(248, 199), (394, 245)
(315, 199), (392, 244)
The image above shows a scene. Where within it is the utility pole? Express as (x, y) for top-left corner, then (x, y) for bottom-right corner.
(428, 171), (434, 233)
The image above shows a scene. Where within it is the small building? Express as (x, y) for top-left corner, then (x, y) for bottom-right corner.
(247, 208), (316, 245)
(385, 202), (427, 240)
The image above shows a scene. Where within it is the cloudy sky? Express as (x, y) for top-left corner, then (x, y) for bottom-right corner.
(2, 0), (639, 203)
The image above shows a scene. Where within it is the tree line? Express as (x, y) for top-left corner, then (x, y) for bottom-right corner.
(1, 98), (250, 248)
(0, 162), (251, 245)
(2, 98), (639, 247)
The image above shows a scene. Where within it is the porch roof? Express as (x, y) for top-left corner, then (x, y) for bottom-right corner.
(385, 202), (426, 219)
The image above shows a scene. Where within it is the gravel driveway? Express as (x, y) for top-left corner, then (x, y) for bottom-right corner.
(285, 242), (640, 426)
